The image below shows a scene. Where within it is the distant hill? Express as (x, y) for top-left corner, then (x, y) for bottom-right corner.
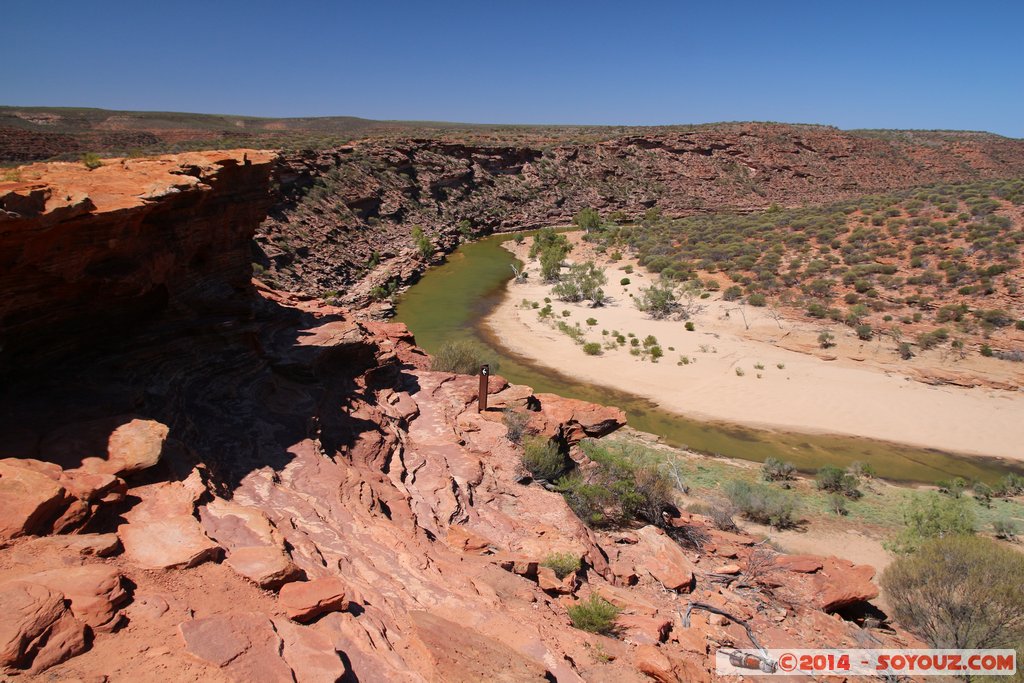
(2, 105), (1019, 164)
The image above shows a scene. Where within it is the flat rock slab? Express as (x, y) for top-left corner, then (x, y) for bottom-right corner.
(119, 516), (221, 570)
(636, 526), (695, 592)
(179, 612), (294, 683)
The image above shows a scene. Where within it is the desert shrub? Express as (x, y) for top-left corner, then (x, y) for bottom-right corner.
(994, 473), (1024, 498)
(586, 317), (598, 326)
(817, 331), (835, 348)
(542, 552), (581, 579)
(889, 492), (976, 553)
(635, 279), (679, 319)
(553, 261), (607, 304)
(972, 482), (993, 507)
(521, 436), (568, 481)
(815, 465), (861, 498)
(724, 480), (798, 528)
(648, 345), (663, 361)
(503, 410), (531, 445)
(734, 367), (745, 377)
(980, 344), (994, 357)
(828, 493), (849, 515)
(431, 339), (498, 375)
(582, 342), (601, 356)
(855, 323), (873, 341)
(558, 440), (675, 528)
(937, 477), (967, 498)
(898, 342), (914, 359)
(722, 285), (743, 301)
(620, 277), (631, 286)
(881, 535), (1024, 649)
(81, 152), (103, 169)
(411, 226), (433, 258)
(993, 518), (1018, 540)
(747, 293), (767, 307)
(761, 457), (796, 482)
(568, 595), (620, 634)
(684, 321), (695, 331)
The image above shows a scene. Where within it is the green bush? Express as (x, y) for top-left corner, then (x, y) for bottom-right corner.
(815, 465), (861, 498)
(724, 480), (798, 528)
(586, 317), (598, 326)
(882, 535), (1024, 649)
(542, 552), (581, 579)
(684, 321), (695, 331)
(993, 518), (1018, 540)
(855, 323), (873, 341)
(889, 492), (976, 553)
(567, 595), (620, 634)
(723, 285), (743, 301)
(81, 152), (103, 170)
(557, 440), (675, 528)
(521, 436), (568, 481)
(411, 225), (433, 258)
(582, 342), (601, 356)
(431, 340), (498, 375)
(503, 410), (531, 445)
(620, 277), (631, 286)
(747, 293), (767, 307)
(817, 331), (835, 348)
(635, 279), (679, 319)
(761, 457), (796, 482)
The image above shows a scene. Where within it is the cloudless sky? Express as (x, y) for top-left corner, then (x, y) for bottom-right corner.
(3, 0), (1022, 136)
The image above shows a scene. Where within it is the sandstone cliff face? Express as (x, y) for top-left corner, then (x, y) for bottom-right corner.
(256, 124), (1024, 303)
(0, 152), (920, 681)
(0, 151), (276, 373)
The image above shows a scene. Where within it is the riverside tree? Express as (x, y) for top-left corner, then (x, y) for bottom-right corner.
(530, 228), (572, 282)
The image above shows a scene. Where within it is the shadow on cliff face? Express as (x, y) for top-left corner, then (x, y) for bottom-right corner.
(0, 293), (413, 497)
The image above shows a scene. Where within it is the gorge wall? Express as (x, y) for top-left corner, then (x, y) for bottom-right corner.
(256, 123), (1024, 305)
(0, 151), (924, 681)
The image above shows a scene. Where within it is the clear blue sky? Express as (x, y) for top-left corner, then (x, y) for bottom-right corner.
(3, 0), (1022, 137)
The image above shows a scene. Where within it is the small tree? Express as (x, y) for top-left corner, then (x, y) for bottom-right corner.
(411, 226), (433, 258)
(882, 535), (1024, 649)
(552, 261), (607, 305)
(573, 207), (601, 233)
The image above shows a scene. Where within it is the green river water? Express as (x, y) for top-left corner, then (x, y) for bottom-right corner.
(395, 232), (1024, 484)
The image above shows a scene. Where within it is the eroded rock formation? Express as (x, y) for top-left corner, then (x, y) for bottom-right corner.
(0, 152), (921, 681)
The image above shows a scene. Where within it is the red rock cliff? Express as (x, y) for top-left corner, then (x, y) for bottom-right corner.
(0, 150), (276, 372)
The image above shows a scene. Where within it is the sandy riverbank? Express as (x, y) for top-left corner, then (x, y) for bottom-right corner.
(485, 232), (1024, 461)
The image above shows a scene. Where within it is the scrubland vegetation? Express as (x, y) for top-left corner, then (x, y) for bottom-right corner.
(580, 179), (1024, 359)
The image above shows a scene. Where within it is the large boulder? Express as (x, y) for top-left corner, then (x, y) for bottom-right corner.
(279, 578), (348, 623)
(0, 459), (71, 541)
(26, 566), (128, 632)
(0, 580), (86, 673)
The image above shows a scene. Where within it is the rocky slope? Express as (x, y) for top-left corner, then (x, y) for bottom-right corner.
(0, 151), (921, 681)
(255, 124), (1024, 305)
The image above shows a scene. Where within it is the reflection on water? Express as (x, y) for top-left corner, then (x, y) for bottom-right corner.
(395, 232), (1024, 484)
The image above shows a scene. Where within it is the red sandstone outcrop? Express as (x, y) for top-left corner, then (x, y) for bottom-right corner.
(0, 152), (924, 681)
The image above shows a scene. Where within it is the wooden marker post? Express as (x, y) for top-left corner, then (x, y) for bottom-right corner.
(478, 364), (489, 412)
